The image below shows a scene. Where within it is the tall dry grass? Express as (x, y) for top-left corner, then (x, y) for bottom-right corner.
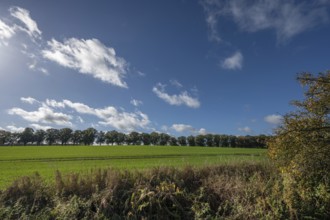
(0, 162), (328, 219)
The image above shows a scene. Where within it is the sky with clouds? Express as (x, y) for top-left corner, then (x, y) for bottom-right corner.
(0, 0), (329, 136)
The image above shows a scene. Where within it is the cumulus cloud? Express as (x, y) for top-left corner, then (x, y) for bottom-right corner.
(45, 99), (65, 108)
(152, 83), (200, 108)
(6, 125), (25, 133)
(198, 128), (208, 135)
(30, 123), (52, 130)
(238, 126), (252, 133)
(1, 7), (133, 80)
(10, 97), (151, 132)
(9, 6), (41, 39)
(62, 100), (95, 114)
(201, 0), (329, 43)
(171, 124), (208, 135)
(98, 110), (150, 131)
(63, 100), (150, 131)
(222, 51), (243, 70)
(171, 124), (195, 133)
(130, 99), (143, 107)
(42, 38), (128, 88)
(264, 114), (283, 124)
(21, 97), (39, 105)
(8, 106), (72, 126)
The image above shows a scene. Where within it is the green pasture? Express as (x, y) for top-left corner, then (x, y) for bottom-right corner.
(0, 145), (266, 188)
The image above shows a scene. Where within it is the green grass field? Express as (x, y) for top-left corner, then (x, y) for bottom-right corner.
(0, 145), (266, 188)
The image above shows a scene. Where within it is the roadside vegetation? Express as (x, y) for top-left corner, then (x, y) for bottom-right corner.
(0, 163), (288, 219)
(0, 71), (329, 219)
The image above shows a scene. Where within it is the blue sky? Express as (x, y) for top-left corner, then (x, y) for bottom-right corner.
(0, 0), (329, 136)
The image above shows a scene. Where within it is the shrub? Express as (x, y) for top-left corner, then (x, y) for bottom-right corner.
(268, 71), (330, 218)
(0, 173), (53, 219)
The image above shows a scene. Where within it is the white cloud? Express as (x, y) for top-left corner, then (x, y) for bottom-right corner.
(9, 6), (41, 39)
(0, 7), (48, 73)
(171, 124), (208, 135)
(8, 106), (72, 126)
(137, 71), (146, 77)
(37, 98), (150, 132)
(130, 99), (143, 107)
(21, 97), (39, 105)
(152, 83), (200, 108)
(170, 79), (183, 88)
(28, 60), (37, 69)
(62, 100), (95, 114)
(201, 0), (222, 42)
(0, 19), (16, 43)
(6, 125), (25, 133)
(45, 99), (65, 108)
(10, 97), (151, 131)
(198, 128), (207, 135)
(201, 0), (329, 43)
(30, 123), (52, 130)
(42, 38), (128, 88)
(238, 126), (252, 133)
(264, 114), (283, 125)
(28, 60), (49, 75)
(98, 110), (150, 132)
(77, 116), (84, 123)
(222, 51), (243, 70)
(38, 67), (49, 75)
(171, 124), (195, 133)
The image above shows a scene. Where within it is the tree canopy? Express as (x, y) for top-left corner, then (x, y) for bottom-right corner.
(0, 127), (268, 148)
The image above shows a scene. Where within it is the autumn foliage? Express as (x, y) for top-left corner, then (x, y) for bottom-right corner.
(268, 71), (330, 218)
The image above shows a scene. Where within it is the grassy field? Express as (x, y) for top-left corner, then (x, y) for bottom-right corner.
(0, 145), (266, 188)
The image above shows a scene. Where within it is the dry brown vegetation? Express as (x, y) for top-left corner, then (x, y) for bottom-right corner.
(1, 72), (329, 219)
(1, 162), (327, 219)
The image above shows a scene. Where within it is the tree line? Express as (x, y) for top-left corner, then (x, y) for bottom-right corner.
(0, 127), (269, 148)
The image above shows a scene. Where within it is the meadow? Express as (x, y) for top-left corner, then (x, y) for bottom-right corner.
(0, 145), (266, 188)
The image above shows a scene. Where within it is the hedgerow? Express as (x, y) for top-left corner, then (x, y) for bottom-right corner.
(2, 162), (322, 219)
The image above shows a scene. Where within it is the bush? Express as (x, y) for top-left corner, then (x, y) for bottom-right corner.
(268, 71), (330, 218)
(0, 173), (53, 219)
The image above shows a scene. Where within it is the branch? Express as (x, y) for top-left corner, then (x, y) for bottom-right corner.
(297, 77), (330, 84)
(279, 126), (330, 136)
